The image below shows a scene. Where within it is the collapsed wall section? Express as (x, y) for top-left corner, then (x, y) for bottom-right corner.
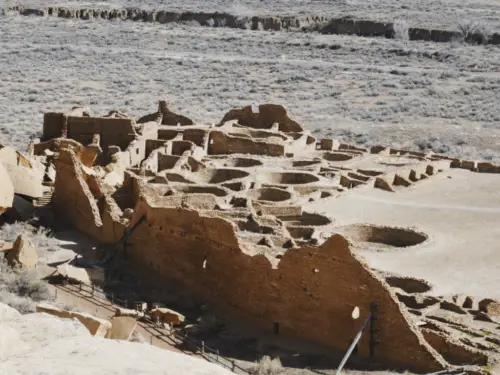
(126, 198), (445, 373)
(53, 149), (125, 243)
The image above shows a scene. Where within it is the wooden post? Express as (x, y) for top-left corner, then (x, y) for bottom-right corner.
(91, 285), (95, 297)
(201, 341), (205, 354)
(111, 293), (114, 304)
(79, 282), (82, 292)
(216, 349), (219, 362)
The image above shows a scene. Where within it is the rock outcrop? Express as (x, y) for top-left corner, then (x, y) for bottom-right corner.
(0, 162), (14, 214)
(36, 303), (112, 337)
(6, 235), (38, 269)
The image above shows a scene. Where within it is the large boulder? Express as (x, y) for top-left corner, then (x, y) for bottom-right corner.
(0, 163), (14, 214)
(72, 312), (111, 337)
(3, 163), (44, 198)
(56, 263), (92, 284)
(36, 304), (111, 337)
(4, 195), (35, 221)
(0, 146), (44, 199)
(6, 235), (38, 269)
(105, 316), (137, 340)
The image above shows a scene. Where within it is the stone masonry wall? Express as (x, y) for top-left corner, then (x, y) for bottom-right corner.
(66, 117), (137, 152)
(125, 198), (446, 373)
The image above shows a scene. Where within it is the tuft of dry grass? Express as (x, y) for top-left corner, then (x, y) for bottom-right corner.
(250, 356), (283, 375)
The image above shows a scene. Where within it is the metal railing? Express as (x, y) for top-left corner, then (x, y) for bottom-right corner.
(57, 279), (250, 374)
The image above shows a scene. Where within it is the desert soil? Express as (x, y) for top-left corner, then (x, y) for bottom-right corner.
(0, 14), (499, 161)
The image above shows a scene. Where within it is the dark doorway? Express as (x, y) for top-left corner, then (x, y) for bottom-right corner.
(273, 322), (280, 335)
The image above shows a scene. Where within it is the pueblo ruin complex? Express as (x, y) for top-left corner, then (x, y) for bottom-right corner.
(1, 101), (500, 374)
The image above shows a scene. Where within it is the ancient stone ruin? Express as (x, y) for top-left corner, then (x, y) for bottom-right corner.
(2, 100), (500, 373)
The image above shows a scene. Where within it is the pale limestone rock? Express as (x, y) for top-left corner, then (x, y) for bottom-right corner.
(36, 304), (111, 337)
(0, 162), (14, 214)
(7, 235), (38, 269)
(0, 303), (21, 321)
(105, 316), (137, 340)
(56, 263), (92, 284)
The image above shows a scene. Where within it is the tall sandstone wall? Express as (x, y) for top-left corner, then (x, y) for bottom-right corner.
(52, 153), (445, 372)
(53, 149), (125, 243)
(126, 199), (445, 372)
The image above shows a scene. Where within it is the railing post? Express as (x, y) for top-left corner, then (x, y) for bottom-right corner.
(125, 300), (128, 308)
(111, 293), (114, 304)
(79, 282), (82, 292)
(91, 285), (95, 297)
(201, 341), (205, 354)
(216, 349), (219, 362)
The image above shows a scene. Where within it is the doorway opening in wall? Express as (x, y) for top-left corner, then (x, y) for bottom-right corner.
(273, 322), (280, 335)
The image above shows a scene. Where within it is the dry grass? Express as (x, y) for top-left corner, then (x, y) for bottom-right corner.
(250, 356), (284, 375)
(0, 258), (53, 313)
(0, 222), (60, 252)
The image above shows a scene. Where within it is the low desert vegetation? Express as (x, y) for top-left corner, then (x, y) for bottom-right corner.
(250, 356), (284, 375)
(0, 222), (61, 313)
(0, 222), (60, 252)
(0, 258), (53, 314)
(456, 19), (491, 44)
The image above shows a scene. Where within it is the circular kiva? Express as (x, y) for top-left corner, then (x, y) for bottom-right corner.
(250, 187), (292, 202)
(336, 224), (428, 248)
(385, 276), (432, 293)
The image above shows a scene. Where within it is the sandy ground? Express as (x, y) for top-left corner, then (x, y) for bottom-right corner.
(0, 15), (499, 161)
(307, 168), (500, 300)
(2, 0), (500, 30)
(0, 302), (234, 375)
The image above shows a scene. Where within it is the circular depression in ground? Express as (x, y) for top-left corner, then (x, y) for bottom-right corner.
(336, 224), (428, 249)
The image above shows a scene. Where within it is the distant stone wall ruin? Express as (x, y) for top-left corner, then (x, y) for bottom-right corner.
(4, 5), (500, 45)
